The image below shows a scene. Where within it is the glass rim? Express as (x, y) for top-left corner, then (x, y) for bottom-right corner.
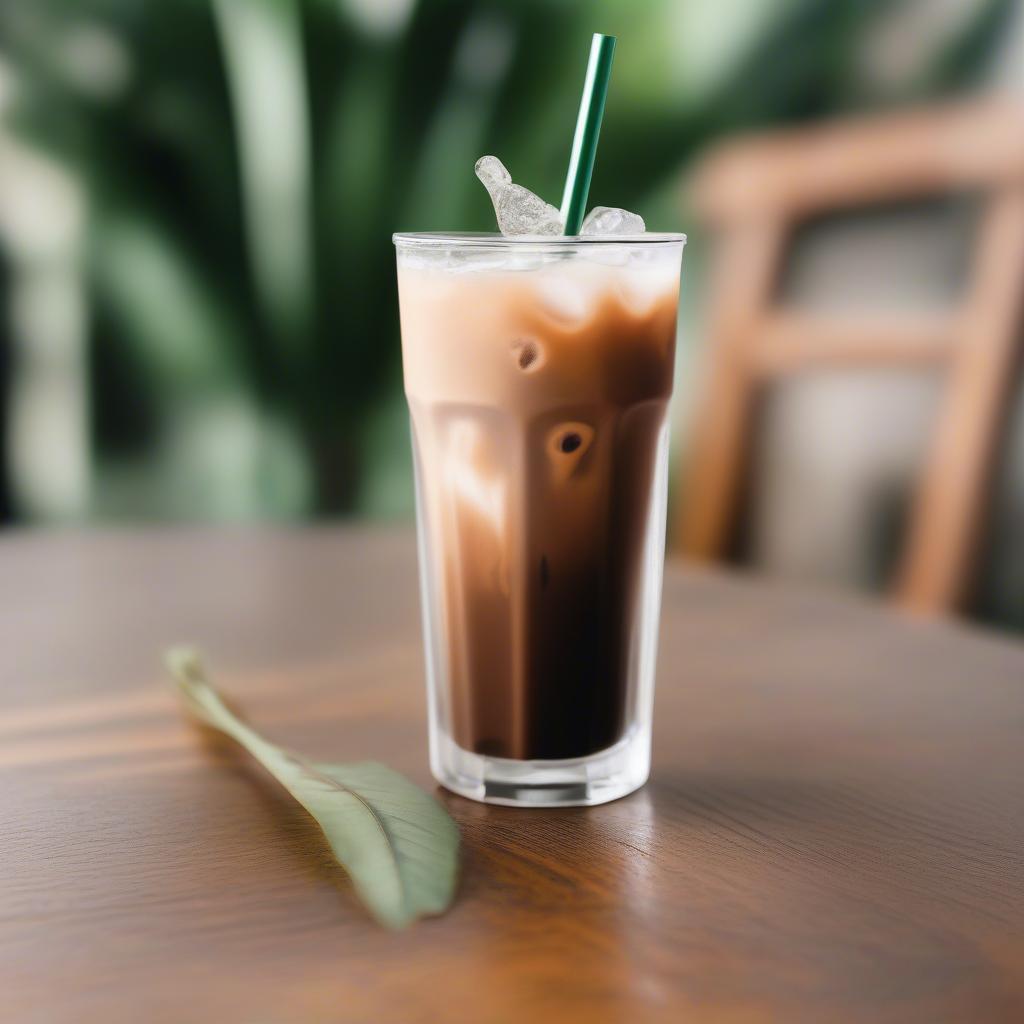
(393, 230), (686, 250)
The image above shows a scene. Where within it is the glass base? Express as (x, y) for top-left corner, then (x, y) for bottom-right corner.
(431, 729), (650, 807)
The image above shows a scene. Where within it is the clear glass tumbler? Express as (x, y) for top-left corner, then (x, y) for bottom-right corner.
(394, 232), (685, 806)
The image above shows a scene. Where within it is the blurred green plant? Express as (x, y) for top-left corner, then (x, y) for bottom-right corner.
(0, 0), (1014, 520)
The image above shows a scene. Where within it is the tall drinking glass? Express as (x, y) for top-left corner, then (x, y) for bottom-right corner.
(394, 232), (685, 806)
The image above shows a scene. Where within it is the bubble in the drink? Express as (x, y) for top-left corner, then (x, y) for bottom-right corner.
(475, 155), (563, 236)
(511, 337), (543, 372)
(581, 206), (646, 235)
(547, 422), (594, 483)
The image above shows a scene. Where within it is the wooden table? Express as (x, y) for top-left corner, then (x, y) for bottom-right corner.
(3, 528), (1024, 1023)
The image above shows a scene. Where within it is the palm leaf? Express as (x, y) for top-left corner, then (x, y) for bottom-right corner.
(165, 647), (459, 929)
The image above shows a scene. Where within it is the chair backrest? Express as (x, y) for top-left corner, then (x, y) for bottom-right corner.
(675, 97), (1024, 614)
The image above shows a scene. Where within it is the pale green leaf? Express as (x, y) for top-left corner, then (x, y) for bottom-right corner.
(165, 647), (459, 929)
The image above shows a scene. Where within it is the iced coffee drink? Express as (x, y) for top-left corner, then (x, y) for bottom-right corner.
(395, 232), (684, 805)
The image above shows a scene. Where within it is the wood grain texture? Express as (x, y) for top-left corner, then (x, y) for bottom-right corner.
(2, 527), (1024, 1024)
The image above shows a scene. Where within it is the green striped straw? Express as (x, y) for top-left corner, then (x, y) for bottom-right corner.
(560, 33), (616, 236)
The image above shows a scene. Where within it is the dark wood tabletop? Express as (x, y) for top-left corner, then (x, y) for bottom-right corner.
(3, 527), (1024, 1023)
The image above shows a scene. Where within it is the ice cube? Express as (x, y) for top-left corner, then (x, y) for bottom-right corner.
(580, 206), (646, 235)
(534, 274), (593, 324)
(475, 155), (511, 191)
(475, 155), (563, 236)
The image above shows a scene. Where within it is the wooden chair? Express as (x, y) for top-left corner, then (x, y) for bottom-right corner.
(675, 97), (1024, 614)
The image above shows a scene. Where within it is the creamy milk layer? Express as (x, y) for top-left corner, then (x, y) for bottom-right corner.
(398, 252), (681, 760)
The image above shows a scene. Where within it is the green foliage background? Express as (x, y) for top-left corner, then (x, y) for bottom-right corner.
(0, 0), (1013, 521)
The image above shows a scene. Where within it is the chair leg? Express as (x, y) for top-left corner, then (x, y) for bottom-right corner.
(675, 219), (785, 559)
(898, 186), (1024, 613)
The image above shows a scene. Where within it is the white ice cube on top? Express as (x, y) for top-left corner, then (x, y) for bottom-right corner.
(475, 155), (563, 236)
(475, 155), (511, 192)
(580, 206), (646, 235)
